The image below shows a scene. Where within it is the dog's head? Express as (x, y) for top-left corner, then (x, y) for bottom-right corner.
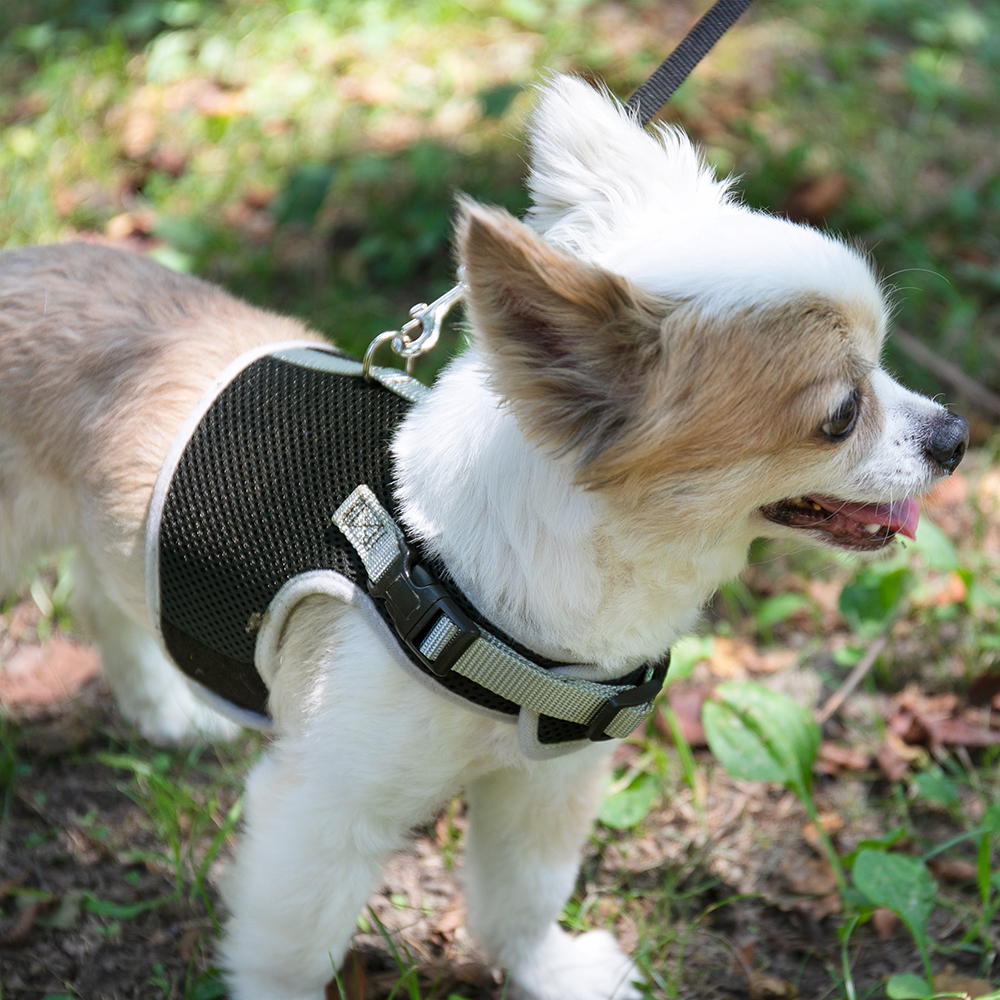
(456, 76), (967, 554)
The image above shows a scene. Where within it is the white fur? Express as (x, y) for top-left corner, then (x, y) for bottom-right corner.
(0, 75), (965, 1000)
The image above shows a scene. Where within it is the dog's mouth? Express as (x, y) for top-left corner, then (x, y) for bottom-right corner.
(759, 495), (919, 551)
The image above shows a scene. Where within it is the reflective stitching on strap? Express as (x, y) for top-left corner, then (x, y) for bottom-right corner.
(333, 485), (658, 742)
(334, 485), (403, 582)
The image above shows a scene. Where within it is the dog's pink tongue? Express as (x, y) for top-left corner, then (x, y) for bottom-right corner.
(820, 497), (920, 540)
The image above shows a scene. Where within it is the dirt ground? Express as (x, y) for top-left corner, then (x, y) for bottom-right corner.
(1, 656), (993, 1000)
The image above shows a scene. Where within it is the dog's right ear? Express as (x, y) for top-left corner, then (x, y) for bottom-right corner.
(457, 198), (665, 478)
(525, 75), (730, 253)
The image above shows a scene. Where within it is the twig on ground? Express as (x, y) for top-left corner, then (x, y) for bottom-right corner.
(893, 328), (1000, 417)
(816, 618), (899, 725)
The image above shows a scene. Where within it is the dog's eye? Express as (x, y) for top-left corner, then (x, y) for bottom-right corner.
(821, 393), (859, 441)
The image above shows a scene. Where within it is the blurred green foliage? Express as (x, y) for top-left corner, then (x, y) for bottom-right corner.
(1, 0), (997, 391)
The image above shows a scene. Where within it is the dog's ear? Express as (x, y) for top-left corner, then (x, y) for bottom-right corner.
(525, 75), (729, 252)
(457, 198), (665, 479)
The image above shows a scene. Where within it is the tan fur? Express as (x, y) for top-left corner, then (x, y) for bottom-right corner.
(458, 203), (886, 506)
(458, 202), (669, 469)
(0, 243), (322, 610)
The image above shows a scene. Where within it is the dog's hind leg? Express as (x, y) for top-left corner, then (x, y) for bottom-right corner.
(69, 552), (239, 744)
(464, 750), (643, 1000)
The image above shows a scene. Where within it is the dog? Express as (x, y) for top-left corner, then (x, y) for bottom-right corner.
(0, 76), (968, 1000)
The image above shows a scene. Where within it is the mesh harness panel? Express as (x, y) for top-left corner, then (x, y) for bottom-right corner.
(156, 348), (650, 744)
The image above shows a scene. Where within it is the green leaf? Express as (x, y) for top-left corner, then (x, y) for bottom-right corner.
(839, 566), (912, 633)
(755, 592), (810, 629)
(911, 517), (958, 572)
(270, 163), (335, 226)
(832, 644), (865, 667)
(911, 770), (960, 807)
(981, 801), (1000, 834)
(842, 827), (907, 868)
(702, 681), (820, 798)
(665, 635), (714, 685)
(598, 773), (657, 829)
(191, 976), (228, 1000)
(885, 972), (933, 998)
(81, 892), (167, 920)
(852, 850), (937, 948)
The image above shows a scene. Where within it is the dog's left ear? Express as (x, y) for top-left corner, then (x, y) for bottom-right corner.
(457, 198), (665, 475)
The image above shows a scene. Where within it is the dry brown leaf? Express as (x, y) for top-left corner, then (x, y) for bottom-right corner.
(927, 857), (978, 883)
(709, 636), (749, 677)
(0, 639), (100, 708)
(0, 900), (43, 946)
(872, 907), (900, 940)
(326, 950), (368, 1000)
(64, 828), (103, 865)
(816, 741), (871, 774)
(781, 172), (848, 224)
(659, 688), (708, 746)
(196, 86), (246, 118)
(177, 925), (202, 963)
(876, 738), (914, 782)
(434, 905), (465, 937)
(932, 971), (995, 998)
(747, 969), (800, 999)
(801, 811), (843, 850)
(779, 853), (838, 896)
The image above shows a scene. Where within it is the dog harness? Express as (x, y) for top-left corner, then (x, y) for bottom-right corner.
(145, 342), (668, 759)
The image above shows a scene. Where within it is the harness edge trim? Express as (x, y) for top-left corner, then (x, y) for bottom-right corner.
(144, 339), (332, 654)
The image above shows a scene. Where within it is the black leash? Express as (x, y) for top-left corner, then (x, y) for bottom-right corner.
(626, 0), (756, 126)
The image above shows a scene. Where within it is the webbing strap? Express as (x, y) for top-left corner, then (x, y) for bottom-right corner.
(626, 0), (756, 126)
(334, 486), (659, 740)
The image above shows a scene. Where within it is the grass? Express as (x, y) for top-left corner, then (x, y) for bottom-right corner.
(1, 1), (999, 996)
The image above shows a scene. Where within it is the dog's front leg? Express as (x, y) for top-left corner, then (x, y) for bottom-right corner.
(464, 746), (643, 1000)
(219, 743), (395, 1000)
(218, 600), (489, 1000)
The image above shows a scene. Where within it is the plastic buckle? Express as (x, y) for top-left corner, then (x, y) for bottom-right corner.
(585, 654), (671, 742)
(368, 541), (479, 677)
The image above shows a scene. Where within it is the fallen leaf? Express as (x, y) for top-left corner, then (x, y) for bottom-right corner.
(105, 209), (155, 241)
(747, 969), (800, 999)
(433, 905), (464, 937)
(779, 853), (838, 896)
(969, 670), (1000, 706)
(196, 86), (246, 118)
(327, 950), (368, 1000)
(658, 688), (708, 746)
(792, 892), (841, 921)
(64, 828), (103, 865)
(781, 172), (848, 224)
(872, 907), (900, 940)
(118, 108), (158, 159)
(0, 900), (44, 946)
(932, 971), (995, 998)
(876, 737), (915, 782)
(927, 857), (978, 883)
(0, 639), (100, 708)
(816, 741), (871, 774)
(801, 811), (843, 850)
(177, 925), (201, 962)
(925, 716), (1000, 749)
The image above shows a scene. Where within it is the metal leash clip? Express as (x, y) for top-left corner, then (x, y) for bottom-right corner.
(362, 267), (467, 380)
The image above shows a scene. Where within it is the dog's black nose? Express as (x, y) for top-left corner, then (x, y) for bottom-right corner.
(925, 411), (969, 473)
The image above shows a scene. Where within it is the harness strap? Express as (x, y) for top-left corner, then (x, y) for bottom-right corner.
(335, 486), (666, 742)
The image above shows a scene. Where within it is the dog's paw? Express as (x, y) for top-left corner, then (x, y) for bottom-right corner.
(508, 927), (643, 1000)
(130, 695), (242, 746)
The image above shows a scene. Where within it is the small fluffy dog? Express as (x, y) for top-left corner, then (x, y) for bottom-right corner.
(0, 77), (968, 999)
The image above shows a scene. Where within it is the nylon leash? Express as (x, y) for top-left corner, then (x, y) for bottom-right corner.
(626, 0), (757, 125)
(365, 0), (757, 373)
